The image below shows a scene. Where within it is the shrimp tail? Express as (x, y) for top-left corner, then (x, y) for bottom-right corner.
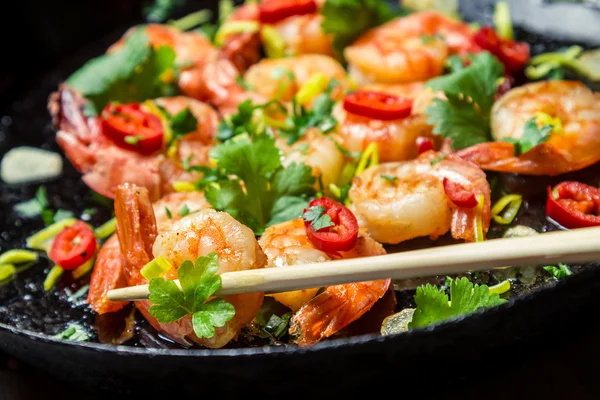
(115, 183), (158, 284)
(290, 279), (392, 347)
(87, 234), (128, 314)
(457, 142), (584, 176)
(48, 85), (101, 173)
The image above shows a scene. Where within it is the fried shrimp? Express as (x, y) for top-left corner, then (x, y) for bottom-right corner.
(345, 11), (477, 85)
(348, 152), (491, 244)
(259, 218), (390, 346)
(458, 80), (600, 176)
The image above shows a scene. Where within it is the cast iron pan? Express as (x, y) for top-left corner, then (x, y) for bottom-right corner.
(1, 0), (599, 397)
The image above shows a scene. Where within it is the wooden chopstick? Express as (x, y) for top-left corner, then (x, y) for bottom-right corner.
(107, 226), (600, 302)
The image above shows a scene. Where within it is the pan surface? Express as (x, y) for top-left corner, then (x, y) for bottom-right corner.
(1, 0), (599, 396)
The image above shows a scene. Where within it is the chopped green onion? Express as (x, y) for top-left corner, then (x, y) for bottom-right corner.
(215, 21), (260, 47)
(141, 256), (174, 280)
(53, 323), (89, 342)
(124, 135), (145, 145)
(94, 217), (117, 240)
(295, 73), (329, 105)
(535, 112), (562, 134)
(72, 255), (97, 280)
(488, 280), (511, 295)
(173, 181), (197, 192)
(354, 142), (379, 177)
(0, 249), (39, 265)
(328, 183), (342, 199)
(491, 194), (522, 225)
(544, 264), (573, 280)
(26, 218), (78, 251)
(44, 265), (64, 291)
(0, 264), (16, 282)
(474, 194), (485, 242)
(168, 10), (212, 31)
(493, 2), (513, 40)
(261, 25), (286, 59)
(525, 46), (584, 80)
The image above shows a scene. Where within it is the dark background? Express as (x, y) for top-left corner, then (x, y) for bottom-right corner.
(1, 0), (600, 399)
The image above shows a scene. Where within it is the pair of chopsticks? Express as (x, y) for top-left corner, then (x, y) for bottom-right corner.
(108, 226), (600, 302)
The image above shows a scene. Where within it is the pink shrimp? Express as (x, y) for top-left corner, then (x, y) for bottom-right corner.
(457, 80), (600, 176)
(49, 86), (218, 200)
(333, 82), (440, 162)
(112, 184), (266, 348)
(345, 11), (477, 85)
(348, 151), (491, 244)
(259, 218), (391, 346)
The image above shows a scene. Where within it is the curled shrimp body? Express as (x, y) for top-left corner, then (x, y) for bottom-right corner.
(259, 218), (390, 346)
(88, 191), (211, 315)
(113, 184), (266, 348)
(458, 81), (600, 176)
(244, 54), (348, 103)
(333, 83), (438, 162)
(49, 87), (218, 200)
(348, 152), (491, 244)
(345, 11), (476, 85)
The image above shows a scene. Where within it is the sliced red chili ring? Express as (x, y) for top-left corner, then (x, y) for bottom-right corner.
(101, 103), (164, 154)
(258, 0), (317, 24)
(343, 91), (413, 121)
(443, 177), (478, 209)
(303, 197), (359, 253)
(546, 181), (600, 229)
(474, 25), (530, 73)
(416, 137), (434, 154)
(49, 221), (97, 271)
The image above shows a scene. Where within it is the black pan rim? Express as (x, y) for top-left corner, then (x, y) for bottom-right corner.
(0, 270), (573, 356)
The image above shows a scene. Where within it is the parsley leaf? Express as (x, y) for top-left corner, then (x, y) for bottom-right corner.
(503, 117), (553, 156)
(279, 89), (338, 145)
(409, 277), (507, 329)
(544, 264), (573, 280)
(205, 135), (316, 235)
(320, 0), (403, 59)
(425, 52), (504, 149)
(67, 28), (177, 114)
(302, 205), (334, 231)
(148, 253), (236, 339)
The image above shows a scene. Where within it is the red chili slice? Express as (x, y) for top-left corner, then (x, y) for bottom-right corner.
(416, 137), (434, 154)
(343, 91), (413, 121)
(303, 197), (359, 253)
(546, 182), (600, 229)
(49, 221), (97, 271)
(258, 0), (317, 24)
(101, 103), (164, 154)
(474, 25), (530, 73)
(443, 178), (478, 209)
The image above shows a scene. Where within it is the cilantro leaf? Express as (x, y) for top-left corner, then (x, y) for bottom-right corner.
(302, 205), (335, 231)
(321, 0), (403, 59)
(263, 312), (292, 339)
(67, 29), (177, 114)
(544, 264), (573, 280)
(179, 204), (190, 217)
(425, 52), (504, 149)
(278, 84), (338, 145)
(148, 253), (236, 339)
(409, 277), (507, 329)
(170, 108), (198, 140)
(217, 100), (259, 141)
(503, 117), (553, 156)
(205, 136), (316, 235)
